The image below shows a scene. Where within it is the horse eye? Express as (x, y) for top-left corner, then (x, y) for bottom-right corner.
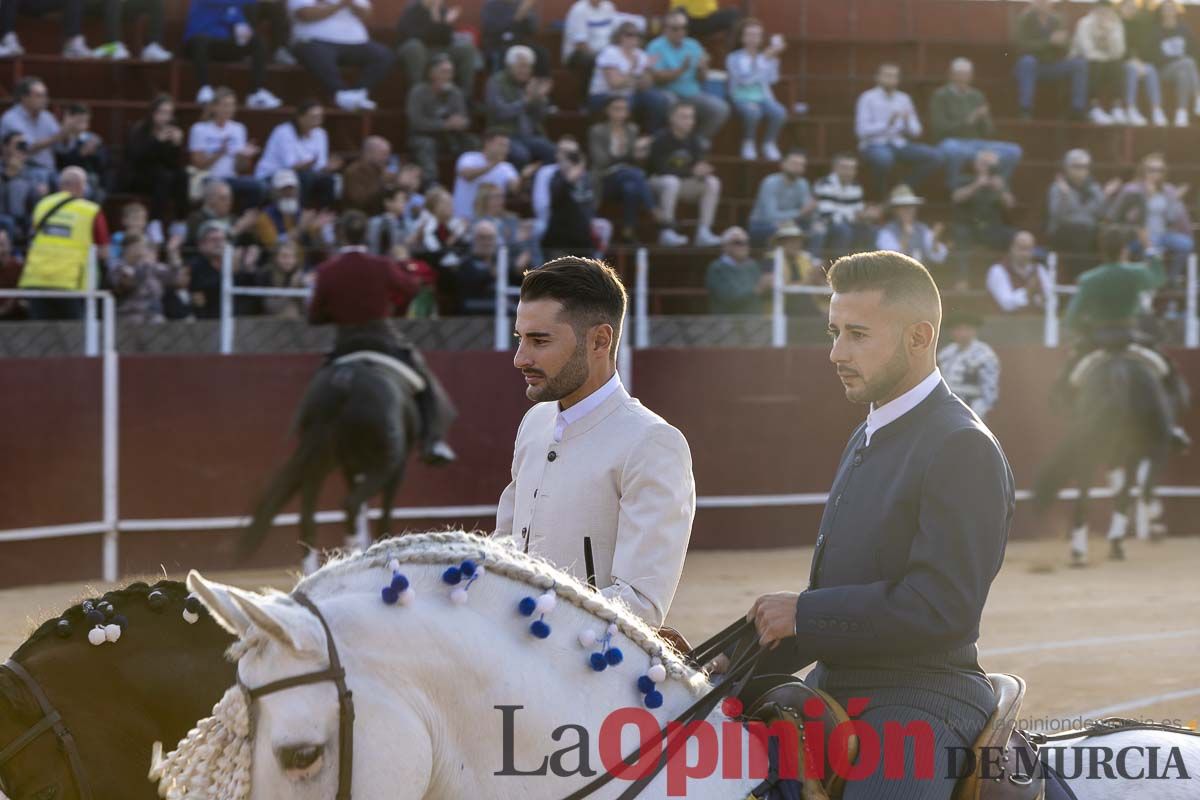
(278, 744), (324, 773)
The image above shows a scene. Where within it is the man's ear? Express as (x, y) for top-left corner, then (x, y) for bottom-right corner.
(592, 323), (614, 356)
(908, 320), (937, 353)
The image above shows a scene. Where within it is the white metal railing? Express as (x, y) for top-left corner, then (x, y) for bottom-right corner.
(220, 245), (313, 355)
(0, 287), (119, 579)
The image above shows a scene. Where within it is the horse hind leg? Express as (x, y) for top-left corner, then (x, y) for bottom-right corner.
(376, 463), (405, 542)
(300, 472), (322, 576)
(342, 468), (394, 552)
(1106, 461), (1135, 561)
(1070, 475), (1090, 568)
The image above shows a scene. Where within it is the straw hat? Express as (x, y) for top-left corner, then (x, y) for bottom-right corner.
(887, 184), (925, 207)
(770, 223), (806, 244)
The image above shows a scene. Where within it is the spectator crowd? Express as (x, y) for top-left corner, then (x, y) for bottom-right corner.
(1, 0), (1197, 324)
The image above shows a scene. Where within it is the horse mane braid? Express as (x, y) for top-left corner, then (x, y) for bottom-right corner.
(13, 579), (191, 661)
(296, 531), (702, 686)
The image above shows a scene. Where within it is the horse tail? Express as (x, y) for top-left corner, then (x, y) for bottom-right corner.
(238, 366), (356, 557)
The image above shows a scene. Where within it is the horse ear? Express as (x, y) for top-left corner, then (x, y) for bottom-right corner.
(229, 591), (325, 656)
(187, 570), (255, 637)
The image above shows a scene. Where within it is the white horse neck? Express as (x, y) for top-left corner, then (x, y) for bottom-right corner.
(298, 535), (769, 799)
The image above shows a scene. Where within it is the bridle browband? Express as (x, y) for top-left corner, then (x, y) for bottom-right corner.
(0, 658), (93, 800)
(240, 590), (355, 800)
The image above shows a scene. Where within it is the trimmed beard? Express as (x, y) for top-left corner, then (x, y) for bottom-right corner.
(526, 336), (590, 403)
(849, 338), (911, 405)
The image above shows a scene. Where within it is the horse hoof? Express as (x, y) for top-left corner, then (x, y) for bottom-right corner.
(1109, 542), (1126, 561)
(1069, 551), (1088, 568)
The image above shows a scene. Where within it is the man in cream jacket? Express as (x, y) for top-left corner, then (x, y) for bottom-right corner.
(494, 256), (695, 627)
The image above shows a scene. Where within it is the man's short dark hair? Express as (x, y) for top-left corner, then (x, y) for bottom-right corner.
(1099, 227), (1128, 262)
(383, 185), (410, 204)
(15, 77), (43, 100)
(671, 101), (697, 116)
(827, 250), (942, 331)
(338, 210), (369, 246)
(64, 102), (89, 117)
(483, 128), (510, 142)
(520, 257), (628, 359)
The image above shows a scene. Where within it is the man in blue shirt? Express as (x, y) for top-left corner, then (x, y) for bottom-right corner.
(646, 11), (729, 141)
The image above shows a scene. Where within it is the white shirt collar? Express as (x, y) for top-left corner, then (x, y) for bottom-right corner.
(554, 372), (622, 442)
(864, 368), (942, 447)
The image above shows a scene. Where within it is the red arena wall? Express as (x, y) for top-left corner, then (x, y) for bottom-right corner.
(3, 346), (1200, 588)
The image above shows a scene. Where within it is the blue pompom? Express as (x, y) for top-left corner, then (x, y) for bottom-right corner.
(184, 596), (202, 614)
(530, 620), (551, 639)
(590, 652), (608, 671)
(442, 567), (462, 585)
(112, 614), (129, 629)
(644, 690), (664, 709)
(517, 596), (537, 617)
(460, 559), (477, 578)
(85, 609), (105, 626)
(637, 675), (656, 694)
(605, 647), (624, 666)
(381, 586), (400, 605)
(391, 573), (409, 592)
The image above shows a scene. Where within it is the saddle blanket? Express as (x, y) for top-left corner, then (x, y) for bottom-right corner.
(332, 351), (427, 393)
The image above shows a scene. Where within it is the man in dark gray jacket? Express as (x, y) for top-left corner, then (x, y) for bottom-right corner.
(747, 249), (1015, 799)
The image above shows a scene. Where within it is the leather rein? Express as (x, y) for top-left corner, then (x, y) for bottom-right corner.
(0, 658), (93, 800)
(240, 591), (355, 800)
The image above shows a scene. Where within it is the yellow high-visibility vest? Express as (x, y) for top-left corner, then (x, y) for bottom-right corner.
(18, 192), (100, 291)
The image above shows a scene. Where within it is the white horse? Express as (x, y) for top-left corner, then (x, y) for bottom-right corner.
(153, 531), (1200, 799)
(153, 531), (785, 799)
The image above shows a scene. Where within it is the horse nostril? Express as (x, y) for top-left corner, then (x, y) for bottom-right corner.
(279, 744), (324, 773)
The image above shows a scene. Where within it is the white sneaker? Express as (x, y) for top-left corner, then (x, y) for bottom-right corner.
(740, 140), (757, 160)
(336, 90), (360, 111)
(1176, 108), (1190, 127)
(62, 37), (94, 59)
(94, 40), (130, 59)
(195, 85), (215, 104)
(693, 228), (722, 247)
(1153, 107), (1169, 127)
(0, 32), (24, 58)
(1110, 106), (1128, 125)
(1125, 107), (1147, 127)
(140, 42), (172, 62)
(659, 229), (688, 247)
(762, 141), (782, 161)
(246, 89), (283, 109)
(1088, 107), (1113, 125)
(273, 46), (297, 66)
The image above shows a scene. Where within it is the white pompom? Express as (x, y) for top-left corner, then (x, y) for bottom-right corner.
(535, 592), (557, 614)
(607, 622), (619, 637)
(387, 559), (401, 572)
(578, 629), (597, 648)
(182, 609), (200, 625)
(88, 626), (106, 646)
(450, 587), (469, 605)
(474, 565), (486, 577)
(104, 623), (122, 643)
(648, 664), (667, 683)
(399, 588), (416, 606)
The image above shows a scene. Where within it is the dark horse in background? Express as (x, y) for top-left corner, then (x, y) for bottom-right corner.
(239, 330), (448, 573)
(1034, 343), (1190, 566)
(0, 581), (235, 799)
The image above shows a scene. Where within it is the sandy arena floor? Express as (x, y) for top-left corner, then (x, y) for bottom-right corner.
(2, 536), (1197, 730)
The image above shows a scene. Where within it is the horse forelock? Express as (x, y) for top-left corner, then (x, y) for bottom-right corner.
(292, 531), (702, 688)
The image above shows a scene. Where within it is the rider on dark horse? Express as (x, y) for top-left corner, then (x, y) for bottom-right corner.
(309, 210), (457, 464)
(1059, 226), (1190, 451)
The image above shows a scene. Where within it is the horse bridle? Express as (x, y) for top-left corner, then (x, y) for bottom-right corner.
(0, 658), (93, 800)
(240, 591), (355, 800)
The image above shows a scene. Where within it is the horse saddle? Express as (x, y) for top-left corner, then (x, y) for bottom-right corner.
(741, 673), (1043, 800)
(332, 351), (428, 394)
(1069, 344), (1170, 388)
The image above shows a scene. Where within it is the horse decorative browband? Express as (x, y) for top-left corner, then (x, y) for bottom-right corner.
(0, 659), (93, 800)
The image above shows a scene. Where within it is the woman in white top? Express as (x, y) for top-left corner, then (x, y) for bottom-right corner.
(187, 86), (266, 209)
(254, 99), (343, 208)
(725, 18), (788, 160)
(586, 21), (670, 133)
